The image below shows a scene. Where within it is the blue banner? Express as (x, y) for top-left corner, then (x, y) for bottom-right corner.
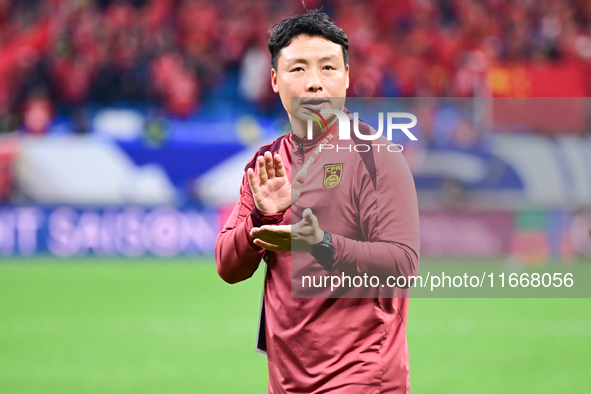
(0, 206), (218, 257)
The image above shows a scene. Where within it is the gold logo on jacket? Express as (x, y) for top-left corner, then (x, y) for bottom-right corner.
(323, 164), (342, 188)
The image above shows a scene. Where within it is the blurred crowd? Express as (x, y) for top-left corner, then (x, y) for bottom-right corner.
(2, 0), (591, 134)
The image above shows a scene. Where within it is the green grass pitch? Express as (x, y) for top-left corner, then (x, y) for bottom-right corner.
(0, 258), (590, 393)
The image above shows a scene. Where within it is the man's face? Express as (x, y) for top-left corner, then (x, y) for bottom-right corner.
(271, 34), (349, 124)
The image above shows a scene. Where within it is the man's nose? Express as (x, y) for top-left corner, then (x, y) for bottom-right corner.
(305, 69), (323, 93)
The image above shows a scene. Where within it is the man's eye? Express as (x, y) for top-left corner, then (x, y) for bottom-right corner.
(323, 65), (335, 70)
(291, 67), (304, 72)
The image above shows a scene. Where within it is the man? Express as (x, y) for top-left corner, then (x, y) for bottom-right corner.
(215, 10), (419, 393)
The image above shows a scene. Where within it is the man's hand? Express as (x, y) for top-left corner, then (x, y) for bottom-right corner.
(247, 151), (306, 214)
(250, 208), (324, 253)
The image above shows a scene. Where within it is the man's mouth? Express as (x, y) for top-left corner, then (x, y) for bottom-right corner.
(302, 99), (330, 113)
(302, 99), (328, 105)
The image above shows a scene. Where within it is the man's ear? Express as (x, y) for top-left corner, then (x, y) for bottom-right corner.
(345, 64), (350, 90)
(271, 68), (279, 93)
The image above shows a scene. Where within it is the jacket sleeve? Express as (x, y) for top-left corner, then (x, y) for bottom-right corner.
(330, 144), (420, 281)
(215, 172), (284, 284)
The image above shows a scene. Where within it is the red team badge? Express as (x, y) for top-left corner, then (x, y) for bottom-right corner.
(323, 164), (342, 188)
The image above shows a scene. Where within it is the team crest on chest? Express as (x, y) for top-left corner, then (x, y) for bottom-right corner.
(323, 164), (343, 188)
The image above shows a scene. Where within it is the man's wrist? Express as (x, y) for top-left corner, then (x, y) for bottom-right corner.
(251, 206), (284, 228)
(311, 231), (335, 271)
(314, 230), (325, 246)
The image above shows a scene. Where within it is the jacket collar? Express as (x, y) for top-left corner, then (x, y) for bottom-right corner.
(289, 107), (352, 153)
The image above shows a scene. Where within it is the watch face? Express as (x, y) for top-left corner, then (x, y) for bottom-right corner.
(313, 243), (333, 261)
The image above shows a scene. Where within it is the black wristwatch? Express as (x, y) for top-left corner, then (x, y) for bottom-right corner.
(311, 232), (335, 271)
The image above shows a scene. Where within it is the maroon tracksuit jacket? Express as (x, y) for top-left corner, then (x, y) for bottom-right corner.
(216, 112), (420, 393)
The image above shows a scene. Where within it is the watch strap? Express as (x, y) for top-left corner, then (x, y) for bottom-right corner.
(312, 232), (335, 271)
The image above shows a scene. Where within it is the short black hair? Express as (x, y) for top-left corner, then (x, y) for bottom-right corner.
(267, 10), (349, 71)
